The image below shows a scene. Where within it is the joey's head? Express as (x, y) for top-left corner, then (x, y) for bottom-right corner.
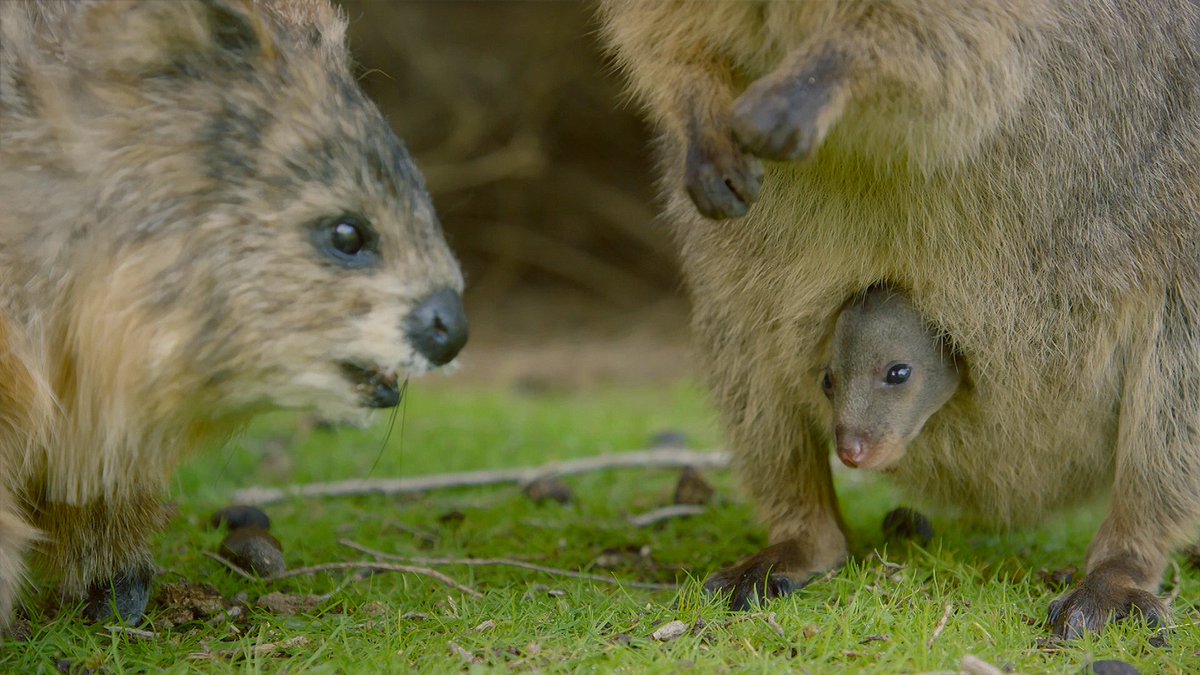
(53, 0), (467, 424)
(822, 288), (960, 470)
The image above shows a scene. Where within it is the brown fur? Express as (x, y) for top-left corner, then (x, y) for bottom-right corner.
(599, 0), (1200, 635)
(0, 0), (464, 625)
(825, 286), (961, 470)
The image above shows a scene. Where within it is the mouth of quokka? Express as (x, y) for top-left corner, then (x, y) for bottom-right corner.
(339, 361), (403, 408)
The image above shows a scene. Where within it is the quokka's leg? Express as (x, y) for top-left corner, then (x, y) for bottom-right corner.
(34, 492), (171, 626)
(1048, 287), (1200, 638)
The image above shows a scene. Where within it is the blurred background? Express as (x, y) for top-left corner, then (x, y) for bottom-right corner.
(338, 0), (692, 391)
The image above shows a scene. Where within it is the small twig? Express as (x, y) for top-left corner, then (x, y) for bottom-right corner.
(1165, 559), (1182, 607)
(202, 550), (481, 598)
(231, 448), (730, 506)
(961, 655), (1005, 675)
(927, 603), (954, 649)
(339, 539), (676, 591)
(448, 640), (478, 664)
(189, 636), (310, 661)
(764, 612), (786, 638)
(202, 551), (257, 582)
(267, 562), (482, 598)
(104, 625), (158, 639)
(873, 550), (904, 573)
(628, 505), (706, 528)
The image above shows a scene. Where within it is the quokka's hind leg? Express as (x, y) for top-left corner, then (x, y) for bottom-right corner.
(34, 493), (170, 626)
(0, 483), (38, 629)
(1048, 286), (1200, 638)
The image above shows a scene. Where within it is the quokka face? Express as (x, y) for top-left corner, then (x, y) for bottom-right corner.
(3, 0), (467, 426)
(0, 0), (468, 626)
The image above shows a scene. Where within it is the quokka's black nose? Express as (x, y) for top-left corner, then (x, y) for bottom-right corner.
(404, 288), (468, 366)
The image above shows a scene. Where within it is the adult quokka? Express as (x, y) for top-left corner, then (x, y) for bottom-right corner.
(599, 0), (1200, 637)
(0, 0), (467, 626)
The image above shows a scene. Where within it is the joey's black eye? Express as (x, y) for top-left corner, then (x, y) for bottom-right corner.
(821, 369), (833, 395)
(313, 215), (378, 268)
(331, 221), (364, 255)
(885, 363), (912, 385)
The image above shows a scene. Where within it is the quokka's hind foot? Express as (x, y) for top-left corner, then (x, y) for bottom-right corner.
(80, 562), (155, 626)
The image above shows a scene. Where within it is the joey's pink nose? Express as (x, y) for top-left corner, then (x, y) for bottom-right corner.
(836, 434), (869, 468)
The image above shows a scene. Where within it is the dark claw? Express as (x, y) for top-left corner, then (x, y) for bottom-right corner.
(1047, 575), (1168, 639)
(684, 133), (764, 220)
(731, 51), (847, 162)
(702, 540), (820, 610)
(83, 564), (154, 625)
(704, 569), (801, 611)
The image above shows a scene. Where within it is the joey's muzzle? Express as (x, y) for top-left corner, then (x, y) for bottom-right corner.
(404, 288), (468, 366)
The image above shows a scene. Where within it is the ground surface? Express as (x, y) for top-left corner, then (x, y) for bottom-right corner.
(5, 374), (1198, 673)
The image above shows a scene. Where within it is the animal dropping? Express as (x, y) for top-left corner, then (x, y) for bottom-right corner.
(599, 0), (1200, 638)
(0, 0), (467, 628)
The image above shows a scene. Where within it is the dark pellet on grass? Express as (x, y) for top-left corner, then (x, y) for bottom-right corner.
(522, 476), (573, 505)
(649, 430), (689, 448)
(673, 466), (714, 505)
(219, 527), (286, 577)
(439, 510), (466, 525)
(881, 507), (934, 545)
(1037, 566), (1078, 591)
(210, 504), (271, 531)
(1086, 660), (1140, 675)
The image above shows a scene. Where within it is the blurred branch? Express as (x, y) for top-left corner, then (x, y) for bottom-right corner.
(421, 132), (546, 193)
(460, 223), (662, 305)
(340, 540), (677, 591)
(230, 448), (729, 506)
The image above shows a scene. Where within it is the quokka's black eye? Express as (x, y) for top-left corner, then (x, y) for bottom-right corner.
(822, 369), (833, 395)
(885, 363), (912, 385)
(313, 215), (378, 268)
(331, 221), (365, 255)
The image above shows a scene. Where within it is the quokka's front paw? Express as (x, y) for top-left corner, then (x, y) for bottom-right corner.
(685, 129), (764, 220)
(731, 51), (848, 162)
(82, 563), (154, 626)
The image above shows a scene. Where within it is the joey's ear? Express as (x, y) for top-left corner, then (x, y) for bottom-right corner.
(77, 0), (276, 76)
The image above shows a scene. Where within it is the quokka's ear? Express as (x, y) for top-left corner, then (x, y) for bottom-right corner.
(77, 0), (277, 76)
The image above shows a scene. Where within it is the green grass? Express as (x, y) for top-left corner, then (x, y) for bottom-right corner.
(4, 381), (1198, 673)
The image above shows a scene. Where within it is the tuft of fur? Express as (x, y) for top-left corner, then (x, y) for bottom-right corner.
(0, 0), (463, 625)
(599, 0), (1200, 634)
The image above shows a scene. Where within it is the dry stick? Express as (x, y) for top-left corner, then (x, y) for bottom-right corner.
(927, 603), (954, 649)
(961, 655), (1006, 675)
(628, 505), (707, 528)
(764, 612), (786, 639)
(105, 625), (158, 640)
(232, 448), (730, 506)
(201, 550), (481, 598)
(340, 539), (677, 592)
(1165, 560), (1183, 607)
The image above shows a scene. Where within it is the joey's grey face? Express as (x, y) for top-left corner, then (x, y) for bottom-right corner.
(825, 290), (959, 470)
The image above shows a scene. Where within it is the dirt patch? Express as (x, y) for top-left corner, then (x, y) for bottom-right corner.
(152, 582), (230, 628)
